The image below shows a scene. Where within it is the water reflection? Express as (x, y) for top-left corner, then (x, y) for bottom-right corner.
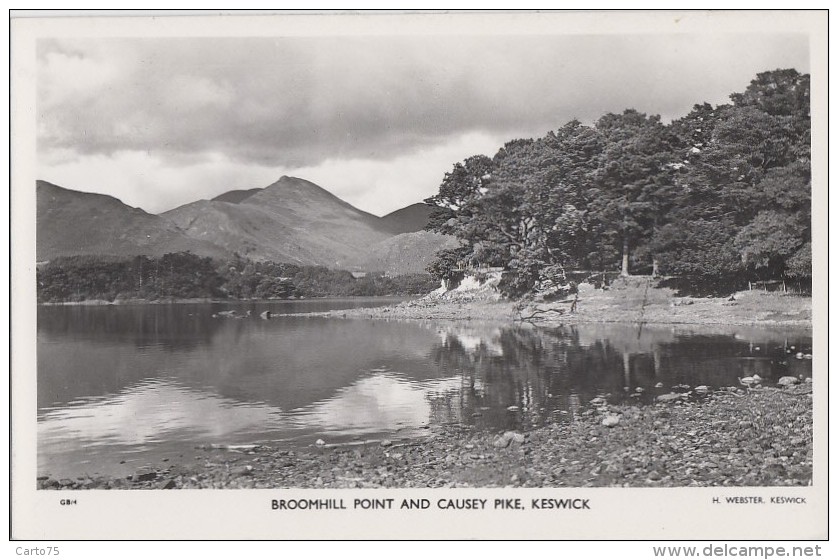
(37, 303), (812, 477)
(428, 323), (812, 432)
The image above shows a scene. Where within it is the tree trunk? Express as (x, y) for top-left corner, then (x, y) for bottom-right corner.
(652, 257), (659, 278)
(621, 239), (630, 277)
(622, 351), (631, 388)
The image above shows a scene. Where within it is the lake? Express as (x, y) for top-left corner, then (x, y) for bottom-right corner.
(37, 299), (812, 479)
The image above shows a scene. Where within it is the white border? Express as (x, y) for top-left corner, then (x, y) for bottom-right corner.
(8, 10), (829, 543)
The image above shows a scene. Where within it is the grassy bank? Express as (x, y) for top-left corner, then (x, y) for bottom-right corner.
(38, 384), (812, 490)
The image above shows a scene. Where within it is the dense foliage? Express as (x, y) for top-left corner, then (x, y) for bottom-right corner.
(37, 253), (439, 303)
(424, 69), (811, 295)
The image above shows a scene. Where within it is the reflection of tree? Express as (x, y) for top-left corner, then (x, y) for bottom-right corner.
(427, 325), (813, 429)
(38, 304), (219, 352)
(429, 326), (603, 428)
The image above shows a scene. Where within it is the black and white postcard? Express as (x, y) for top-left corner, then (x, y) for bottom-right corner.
(10, 10), (828, 541)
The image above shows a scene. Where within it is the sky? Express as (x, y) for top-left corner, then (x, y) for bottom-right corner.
(37, 32), (810, 216)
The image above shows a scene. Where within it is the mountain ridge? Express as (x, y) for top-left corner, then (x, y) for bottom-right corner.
(37, 177), (446, 272)
(36, 180), (231, 261)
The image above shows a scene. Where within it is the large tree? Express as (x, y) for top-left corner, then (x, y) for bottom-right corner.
(424, 154), (493, 234)
(423, 69), (810, 298)
(588, 110), (679, 276)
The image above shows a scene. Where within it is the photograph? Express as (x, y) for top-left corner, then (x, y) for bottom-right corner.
(10, 9), (827, 541)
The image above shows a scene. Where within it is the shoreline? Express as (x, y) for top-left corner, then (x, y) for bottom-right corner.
(36, 295), (416, 307)
(38, 384), (812, 489)
(37, 283), (812, 329)
(296, 288), (813, 328)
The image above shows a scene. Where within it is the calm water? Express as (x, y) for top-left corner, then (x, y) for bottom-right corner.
(37, 299), (812, 478)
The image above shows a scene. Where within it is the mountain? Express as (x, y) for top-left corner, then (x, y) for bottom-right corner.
(37, 176), (448, 273)
(36, 180), (229, 261)
(378, 203), (434, 234)
(162, 176), (394, 267)
(352, 231), (458, 275)
(211, 188), (262, 204)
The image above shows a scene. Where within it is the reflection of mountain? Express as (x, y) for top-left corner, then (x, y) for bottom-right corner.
(38, 311), (450, 411)
(38, 379), (288, 447)
(293, 373), (462, 436)
(38, 305), (813, 455)
(38, 304), (220, 351)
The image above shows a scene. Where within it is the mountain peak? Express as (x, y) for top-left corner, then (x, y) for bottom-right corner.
(255, 176), (372, 215)
(38, 177), (437, 269)
(268, 175), (326, 192)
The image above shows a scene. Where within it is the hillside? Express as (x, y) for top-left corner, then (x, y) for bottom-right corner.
(352, 231), (458, 275)
(37, 176), (447, 274)
(162, 176), (394, 267)
(378, 203), (434, 234)
(36, 181), (229, 262)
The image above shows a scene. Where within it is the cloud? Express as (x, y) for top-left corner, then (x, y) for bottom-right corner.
(38, 131), (510, 216)
(37, 33), (810, 211)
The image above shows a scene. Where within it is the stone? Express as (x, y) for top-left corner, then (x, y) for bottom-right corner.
(648, 471), (662, 481)
(778, 376), (799, 386)
(315, 439), (326, 447)
(657, 393), (682, 403)
(493, 433), (513, 448)
(601, 415), (621, 428)
(158, 478), (177, 489)
(695, 385), (710, 394)
(506, 405), (520, 412)
(133, 469), (158, 483)
(654, 382), (664, 388)
(380, 440), (393, 448)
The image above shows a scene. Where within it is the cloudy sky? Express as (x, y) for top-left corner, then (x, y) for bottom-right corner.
(37, 32), (809, 216)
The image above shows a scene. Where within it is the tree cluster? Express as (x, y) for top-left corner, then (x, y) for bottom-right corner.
(37, 253), (226, 302)
(37, 253), (440, 303)
(424, 69), (811, 296)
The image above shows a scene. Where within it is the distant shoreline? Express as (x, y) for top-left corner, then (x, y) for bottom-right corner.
(36, 295), (415, 307)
